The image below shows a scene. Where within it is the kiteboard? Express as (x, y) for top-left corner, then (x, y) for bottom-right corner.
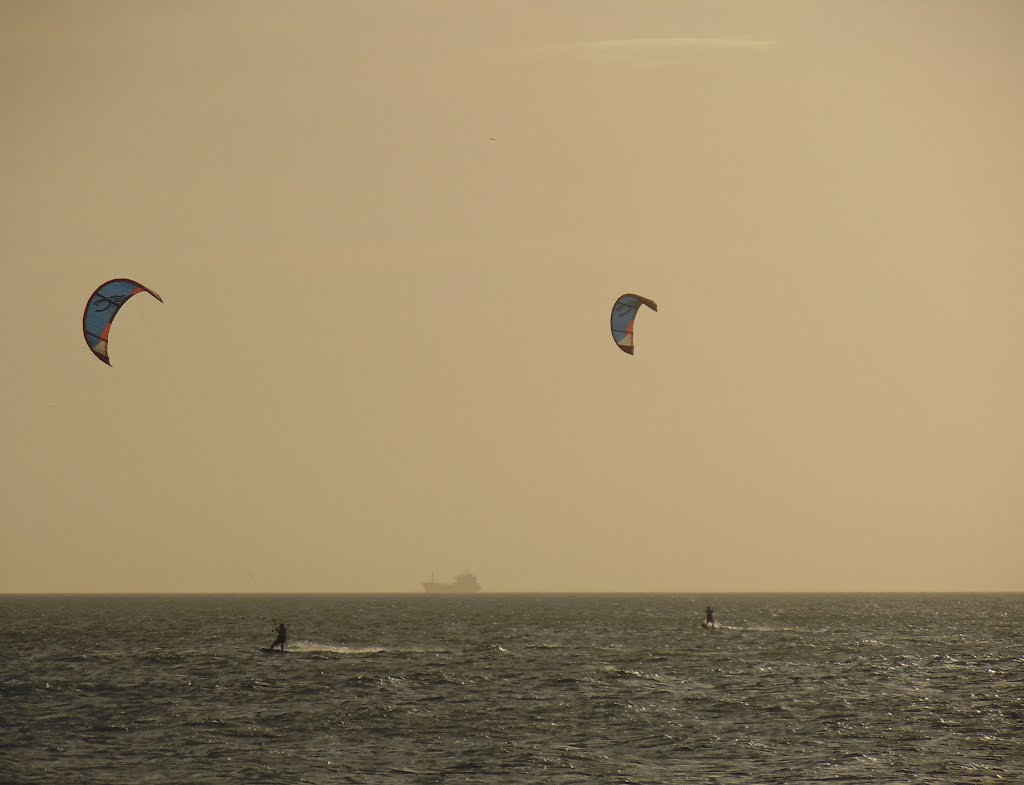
(700, 622), (717, 631)
(260, 648), (290, 654)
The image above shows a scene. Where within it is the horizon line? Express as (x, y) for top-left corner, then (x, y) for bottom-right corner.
(3, 590), (1022, 596)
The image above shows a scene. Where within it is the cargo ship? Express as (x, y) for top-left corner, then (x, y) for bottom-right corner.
(422, 570), (481, 593)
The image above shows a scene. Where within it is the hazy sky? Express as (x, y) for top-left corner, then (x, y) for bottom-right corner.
(3, 1), (1023, 592)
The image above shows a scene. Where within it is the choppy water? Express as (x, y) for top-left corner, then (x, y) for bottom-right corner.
(3, 594), (1022, 784)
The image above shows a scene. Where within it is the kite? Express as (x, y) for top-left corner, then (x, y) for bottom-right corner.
(82, 279), (163, 365)
(610, 293), (657, 355)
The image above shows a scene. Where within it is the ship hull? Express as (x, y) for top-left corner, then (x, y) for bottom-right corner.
(421, 582), (480, 594)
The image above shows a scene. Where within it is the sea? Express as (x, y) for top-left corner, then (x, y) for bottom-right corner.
(2, 593), (1022, 784)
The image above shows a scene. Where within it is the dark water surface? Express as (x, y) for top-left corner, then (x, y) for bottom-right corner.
(3, 594), (1022, 784)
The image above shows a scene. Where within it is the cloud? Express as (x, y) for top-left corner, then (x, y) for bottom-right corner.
(535, 36), (779, 66)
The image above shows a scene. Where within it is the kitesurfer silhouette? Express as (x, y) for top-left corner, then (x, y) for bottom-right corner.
(271, 623), (287, 651)
(704, 606), (715, 628)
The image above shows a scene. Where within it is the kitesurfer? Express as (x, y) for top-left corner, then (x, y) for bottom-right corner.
(704, 606), (715, 628)
(271, 623), (287, 651)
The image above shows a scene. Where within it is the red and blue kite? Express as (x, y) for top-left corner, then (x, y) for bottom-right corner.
(610, 293), (657, 355)
(82, 279), (163, 365)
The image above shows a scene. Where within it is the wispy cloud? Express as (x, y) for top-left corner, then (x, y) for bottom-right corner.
(535, 36), (779, 66)
(580, 37), (777, 51)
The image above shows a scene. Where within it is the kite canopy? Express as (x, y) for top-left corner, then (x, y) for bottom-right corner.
(610, 293), (657, 355)
(82, 279), (163, 365)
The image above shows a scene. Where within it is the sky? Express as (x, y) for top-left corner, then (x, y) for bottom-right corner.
(2, 1), (1023, 593)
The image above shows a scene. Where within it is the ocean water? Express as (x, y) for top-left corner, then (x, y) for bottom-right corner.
(2, 594), (1022, 784)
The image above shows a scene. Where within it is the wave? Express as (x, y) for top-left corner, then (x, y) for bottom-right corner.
(602, 665), (664, 682)
(717, 624), (829, 634)
(290, 642), (385, 655)
(286, 641), (446, 656)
